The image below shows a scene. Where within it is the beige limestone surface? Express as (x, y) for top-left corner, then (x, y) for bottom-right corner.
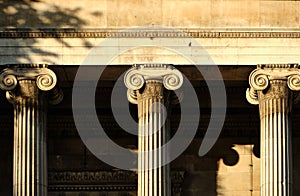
(1, 0), (300, 28)
(0, 37), (299, 65)
(0, 0), (299, 65)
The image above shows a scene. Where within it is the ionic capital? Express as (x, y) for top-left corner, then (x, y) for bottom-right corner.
(124, 64), (183, 104)
(0, 64), (63, 104)
(0, 64), (57, 91)
(124, 64), (183, 90)
(246, 64), (300, 104)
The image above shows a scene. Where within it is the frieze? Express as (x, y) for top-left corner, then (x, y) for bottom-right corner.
(48, 170), (185, 193)
(1, 29), (300, 38)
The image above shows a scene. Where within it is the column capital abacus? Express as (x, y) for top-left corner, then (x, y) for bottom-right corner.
(246, 64), (300, 105)
(124, 64), (183, 104)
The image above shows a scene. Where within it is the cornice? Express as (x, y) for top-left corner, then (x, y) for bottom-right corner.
(1, 29), (300, 38)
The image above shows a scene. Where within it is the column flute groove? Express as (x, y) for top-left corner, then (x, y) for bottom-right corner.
(0, 64), (63, 196)
(124, 64), (183, 196)
(246, 64), (300, 196)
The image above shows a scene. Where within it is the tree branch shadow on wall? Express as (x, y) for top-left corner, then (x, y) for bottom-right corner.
(0, 0), (92, 64)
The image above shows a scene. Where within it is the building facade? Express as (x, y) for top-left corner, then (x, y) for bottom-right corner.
(1, 0), (300, 195)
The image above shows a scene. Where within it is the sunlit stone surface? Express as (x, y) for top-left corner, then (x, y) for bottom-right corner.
(0, 64), (62, 196)
(125, 64), (183, 196)
(247, 64), (300, 196)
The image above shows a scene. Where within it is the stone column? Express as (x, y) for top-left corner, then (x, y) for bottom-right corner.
(246, 64), (300, 196)
(0, 64), (63, 196)
(124, 64), (183, 196)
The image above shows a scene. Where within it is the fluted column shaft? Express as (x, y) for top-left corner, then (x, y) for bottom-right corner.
(246, 64), (300, 196)
(0, 64), (62, 196)
(124, 64), (183, 196)
(13, 80), (48, 196)
(137, 81), (170, 196)
(259, 80), (292, 196)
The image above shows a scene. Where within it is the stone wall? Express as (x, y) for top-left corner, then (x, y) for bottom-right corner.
(0, 0), (299, 65)
(1, 0), (299, 28)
